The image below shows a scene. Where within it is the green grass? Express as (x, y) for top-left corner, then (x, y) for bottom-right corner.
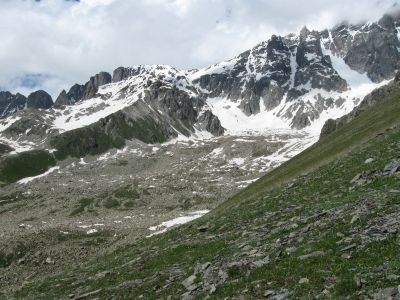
(51, 112), (169, 160)
(0, 143), (13, 156)
(113, 185), (140, 199)
(102, 198), (120, 209)
(0, 243), (28, 268)
(0, 150), (56, 185)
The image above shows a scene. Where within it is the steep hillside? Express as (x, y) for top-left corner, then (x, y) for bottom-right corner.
(321, 73), (400, 138)
(11, 66), (400, 299)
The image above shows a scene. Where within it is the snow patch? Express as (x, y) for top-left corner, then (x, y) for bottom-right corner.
(18, 166), (60, 184)
(86, 229), (98, 235)
(147, 210), (209, 237)
(207, 97), (291, 135)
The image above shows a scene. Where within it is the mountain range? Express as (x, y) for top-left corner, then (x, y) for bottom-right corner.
(1, 11), (400, 300)
(1, 12), (399, 164)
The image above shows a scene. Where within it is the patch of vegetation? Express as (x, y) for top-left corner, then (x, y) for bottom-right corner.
(123, 200), (136, 208)
(114, 159), (128, 166)
(21, 216), (37, 222)
(0, 150), (56, 185)
(0, 192), (26, 207)
(102, 198), (120, 209)
(0, 251), (14, 268)
(0, 243), (28, 268)
(50, 110), (169, 160)
(113, 185), (140, 199)
(69, 198), (95, 217)
(0, 143), (13, 156)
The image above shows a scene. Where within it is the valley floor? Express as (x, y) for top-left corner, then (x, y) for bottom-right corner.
(0, 129), (315, 295)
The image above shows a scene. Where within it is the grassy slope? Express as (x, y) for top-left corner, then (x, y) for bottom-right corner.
(14, 91), (400, 299)
(0, 143), (13, 156)
(0, 150), (56, 185)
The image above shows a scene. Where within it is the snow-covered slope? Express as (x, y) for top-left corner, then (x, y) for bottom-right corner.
(0, 13), (399, 157)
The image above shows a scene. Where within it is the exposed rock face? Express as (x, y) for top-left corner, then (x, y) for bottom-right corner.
(193, 35), (294, 115)
(0, 92), (26, 119)
(54, 72), (111, 107)
(147, 85), (199, 126)
(197, 110), (225, 136)
(112, 67), (140, 83)
(68, 83), (87, 102)
(193, 28), (349, 126)
(289, 27), (347, 100)
(1, 90), (53, 119)
(144, 82), (225, 137)
(321, 14), (400, 82)
(26, 90), (53, 109)
(3, 113), (52, 137)
(54, 90), (70, 107)
(82, 72), (112, 100)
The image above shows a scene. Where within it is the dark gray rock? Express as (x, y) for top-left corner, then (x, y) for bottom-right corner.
(144, 83), (223, 137)
(26, 90), (53, 109)
(289, 27), (347, 100)
(54, 90), (70, 107)
(67, 84), (86, 103)
(112, 67), (140, 83)
(324, 14), (400, 83)
(0, 91), (27, 119)
(55, 72), (111, 107)
(298, 251), (325, 260)
(82, 72), (112, 100)
(197, 110), (224, 136)
(383, 160), (400, 175)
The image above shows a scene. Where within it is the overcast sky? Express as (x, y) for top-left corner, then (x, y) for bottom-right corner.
(0, 0), (398, 98)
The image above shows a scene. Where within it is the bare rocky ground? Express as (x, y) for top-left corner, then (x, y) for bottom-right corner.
(0, 130), (314, 294)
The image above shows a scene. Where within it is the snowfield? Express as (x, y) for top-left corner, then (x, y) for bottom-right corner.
(147, 210), (210, 237)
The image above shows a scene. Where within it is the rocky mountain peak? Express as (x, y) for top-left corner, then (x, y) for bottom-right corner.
(0, 89), (54, 119)
(299, 26), (311, 40)
(0, 91), (27, 119)
(83, 71), (112, 100)
(54, 71), (111, 107)
(378, 13), (397, 31)
(112, 66), (140, 83)
(1, 12), (400, 157)
(322, 13), (400, 83)
(27, 90), (53, 109)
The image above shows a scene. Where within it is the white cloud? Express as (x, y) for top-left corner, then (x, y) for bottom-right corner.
(0, 0), (397, 98)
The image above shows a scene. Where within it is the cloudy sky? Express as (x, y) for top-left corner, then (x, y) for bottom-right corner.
(0, 0), (398, 98)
